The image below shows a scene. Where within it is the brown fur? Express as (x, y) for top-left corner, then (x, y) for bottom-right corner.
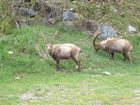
(93, 30), (133, 63)
(46, 43), (81, 71)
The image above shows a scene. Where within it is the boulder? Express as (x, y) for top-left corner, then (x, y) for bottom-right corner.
(98, 24), (117, 40)
(18, 7), (36, 17)
(63, 10), (75, 21)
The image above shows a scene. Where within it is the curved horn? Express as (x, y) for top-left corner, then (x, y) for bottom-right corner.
(93, 30), (102, 49)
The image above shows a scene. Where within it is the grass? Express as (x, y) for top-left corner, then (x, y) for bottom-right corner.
(0, 26), (140, 105)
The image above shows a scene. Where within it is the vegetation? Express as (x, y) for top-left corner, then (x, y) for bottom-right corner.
(0, 0), (12, 34)
(1, 0), (140, 34)
(0, 26), (140, 105)
(0, 0), (140, 105)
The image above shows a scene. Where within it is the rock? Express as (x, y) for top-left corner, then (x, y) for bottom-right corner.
(103, 71), (111, 76)
(63, 10), (75, 21)
(15, 76), (20, 80)
(72, 1), (77, 3)
(18, 7), (36, 17)
(98, 24), (117, 40)
(128, 25), (137, 33)
(8, 51), (13, 54)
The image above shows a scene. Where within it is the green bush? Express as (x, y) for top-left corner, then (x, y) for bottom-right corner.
(0, 0), (12, 34)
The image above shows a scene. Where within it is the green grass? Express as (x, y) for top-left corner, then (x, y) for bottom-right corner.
(0, 26), (140, 105)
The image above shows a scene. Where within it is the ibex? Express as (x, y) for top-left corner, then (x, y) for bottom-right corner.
(46, 43), (81, 71)
(93, 30), (133, 63)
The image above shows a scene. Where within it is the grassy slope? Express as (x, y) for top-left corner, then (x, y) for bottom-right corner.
(0, 26), (140, 105)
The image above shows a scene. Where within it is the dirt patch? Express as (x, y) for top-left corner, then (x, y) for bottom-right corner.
(20, 92), (36, 101)
(112, 89), (140, 105)
(133, 89), (140, 96)
(19, 91), (47, 105)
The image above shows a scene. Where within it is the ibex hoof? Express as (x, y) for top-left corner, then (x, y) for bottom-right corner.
(129, 61), (132, 64)
(75, 66), (81, 72)
(75, 65), (78, 69)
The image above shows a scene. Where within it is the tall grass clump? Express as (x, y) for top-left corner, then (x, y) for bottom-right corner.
(0, 0), (12, 34)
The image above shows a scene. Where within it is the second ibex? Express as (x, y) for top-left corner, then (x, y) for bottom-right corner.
(93, 30), (133, 63)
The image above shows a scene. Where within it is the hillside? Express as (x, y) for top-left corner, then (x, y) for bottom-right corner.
(0, 0), (140, 105)
(0, 25), (140, 105)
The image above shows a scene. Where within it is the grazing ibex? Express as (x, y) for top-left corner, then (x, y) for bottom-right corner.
(46, 43), (81, 71)
(93, 30), (133, 63)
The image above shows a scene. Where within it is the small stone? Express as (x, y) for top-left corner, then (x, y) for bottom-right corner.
(63, 10), (75, 21)
(8, 51), (13, 54)
(103, 71), (111, 76)
(72, 1), (76, 3)
(15, 76), (20, 80)
(128, 25), (137, 33)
